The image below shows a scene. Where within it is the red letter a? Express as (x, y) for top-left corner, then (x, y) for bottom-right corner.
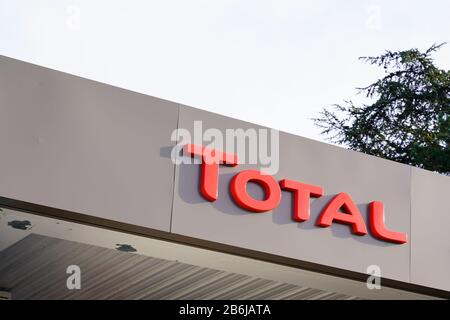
(317, 193), (368, 235)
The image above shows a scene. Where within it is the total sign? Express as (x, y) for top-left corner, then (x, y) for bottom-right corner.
(184, 144), (407, 245)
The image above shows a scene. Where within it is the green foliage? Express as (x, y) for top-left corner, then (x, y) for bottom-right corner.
(315, 44), (450, 174)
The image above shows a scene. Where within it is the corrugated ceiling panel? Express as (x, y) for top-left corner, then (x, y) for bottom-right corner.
(0, 234), (360, 300)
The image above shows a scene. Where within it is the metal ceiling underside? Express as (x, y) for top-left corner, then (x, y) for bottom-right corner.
(0, 234), (360, 300)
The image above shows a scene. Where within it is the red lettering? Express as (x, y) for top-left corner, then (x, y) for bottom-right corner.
(184, 144), (238, 201)
(369, 201), (407, 244)
(230, 170), (281, 213)
(184, 144), (407, 244)
(317, 193), (368, 235)
(280, 179), (323, 222)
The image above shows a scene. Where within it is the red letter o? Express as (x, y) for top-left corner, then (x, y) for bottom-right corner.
(230, 170), (281, 213)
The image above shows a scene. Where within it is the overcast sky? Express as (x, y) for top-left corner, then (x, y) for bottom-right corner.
(1, 0), (449, 142)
